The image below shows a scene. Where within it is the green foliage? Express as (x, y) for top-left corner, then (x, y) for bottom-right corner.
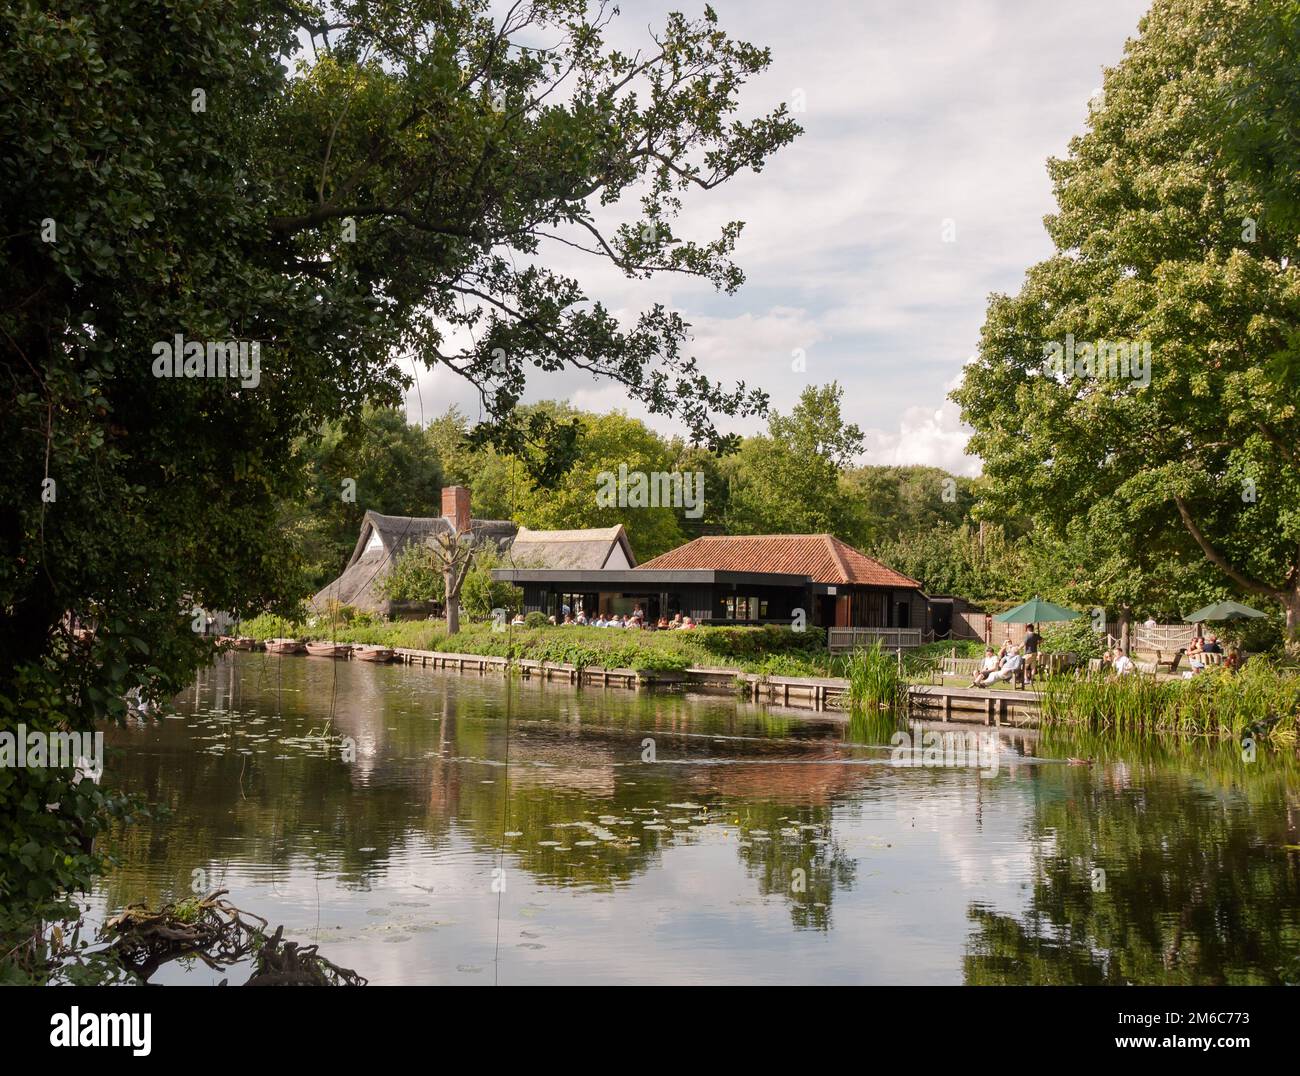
(842, 465), (978, 544)
(459, 546), (521, 621)
(871, 524), (1027, 605)
(513, 410), (690, 560)
(379, 544), (446, 604)
(240, 613), (305, 642)
(1040, 619), (1105, 661)
(725, 383), (872, 543)
(843, 642), (904, 713)
(307, 621), (837, 676)
(0, 0), (799, 971)
(1040, 663), (1300, 743)
(523, 611), (549, 629)
(953, 0), (1300, 639)
(290, 406), (444, 587)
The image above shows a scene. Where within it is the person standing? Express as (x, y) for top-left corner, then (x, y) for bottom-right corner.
(1022, 624), (1040, 684)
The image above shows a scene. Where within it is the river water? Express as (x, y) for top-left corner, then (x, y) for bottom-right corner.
(90, 652), (1300, 984)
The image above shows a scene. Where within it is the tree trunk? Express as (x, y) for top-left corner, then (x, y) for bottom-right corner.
(447, 571), (462, 639)
(1119, 608), (1131, 656)
(1285, 587), (1300, 654)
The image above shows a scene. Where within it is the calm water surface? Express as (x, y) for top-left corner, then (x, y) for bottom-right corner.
(91, 652), (1300, 984)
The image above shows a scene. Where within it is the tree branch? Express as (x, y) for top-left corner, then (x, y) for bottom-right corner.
(1173, 495), (1280, 597)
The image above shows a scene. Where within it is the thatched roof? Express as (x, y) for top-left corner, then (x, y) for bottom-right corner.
(507, 525), (636, 570)
(312, 510), (516, 614)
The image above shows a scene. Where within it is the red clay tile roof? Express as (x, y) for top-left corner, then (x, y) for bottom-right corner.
(636, 534), (922, 588)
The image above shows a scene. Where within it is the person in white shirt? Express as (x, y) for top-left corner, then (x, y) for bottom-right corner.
(1113, 652), (1135, 676)
(971, 648), (1000, 687)
(985, 646), (1023, 685)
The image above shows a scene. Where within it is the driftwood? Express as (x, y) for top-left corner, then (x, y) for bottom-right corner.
(100, 889), (365, 985)
(244, 926), (366, 986)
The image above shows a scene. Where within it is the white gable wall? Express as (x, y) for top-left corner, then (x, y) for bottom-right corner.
(603, 542), (631, 569)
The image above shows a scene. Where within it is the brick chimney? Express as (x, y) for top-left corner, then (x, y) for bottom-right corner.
(441, 485), (471, 534)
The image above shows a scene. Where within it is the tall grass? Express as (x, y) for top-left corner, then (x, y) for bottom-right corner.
(844, 641), (904, 714)
(1039, 662), (1299, 744)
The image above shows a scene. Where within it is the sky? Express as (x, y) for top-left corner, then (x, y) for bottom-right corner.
(404, 0), (1154, 477)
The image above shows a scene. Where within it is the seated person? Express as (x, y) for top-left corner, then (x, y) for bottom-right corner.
(1202, 634), (1223, 655)
(971, 648), (1000, 687)
(511, 613), (526, 626)
(593, 615), (606, 627)
(984, 646), (1023, 685)
(680, 616), (697, 630)
(1186, 636), (1205, 671)
(575, 611), (588, 625)
(1225, 645), (1245, 671)
(1112, 651), (1135, 676)
(547, 615), (557, 625)
(657, 616), (670, 630)
(562, 614), (574, 625)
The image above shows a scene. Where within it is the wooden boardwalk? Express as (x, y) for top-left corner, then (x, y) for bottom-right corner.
(390, 648), (847, 709)
(907, 683), (1043, 726)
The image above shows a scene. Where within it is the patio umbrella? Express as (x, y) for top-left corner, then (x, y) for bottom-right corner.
(994, 596), (1083, 623)
(1182, 600), (1267, 623)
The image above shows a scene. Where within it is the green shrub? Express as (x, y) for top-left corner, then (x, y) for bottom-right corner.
(241, 612), (305, 641)
(1040, 618), (1104, 660)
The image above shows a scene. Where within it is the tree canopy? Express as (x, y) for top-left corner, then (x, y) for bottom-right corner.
(953, 0), (1300, 640)
(0, 0), (798, 970)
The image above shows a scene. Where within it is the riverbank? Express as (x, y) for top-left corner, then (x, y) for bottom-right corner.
(239, 614), (989, 678)
(243, 616), (851, 676)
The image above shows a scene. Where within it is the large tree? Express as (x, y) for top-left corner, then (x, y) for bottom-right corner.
(954, 0), (1300, 642)
(725, 382), (871, 542)
(0, 0), (796, 972)
(291, 404), (444, 587)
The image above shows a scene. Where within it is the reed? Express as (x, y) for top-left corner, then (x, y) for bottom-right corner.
(843, 641), (905, 714)
(1038, 661), (1299, 743)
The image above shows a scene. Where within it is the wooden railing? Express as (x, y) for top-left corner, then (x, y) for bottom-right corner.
(1133, 624), (1197, 651)
(828, 628), (923, 653)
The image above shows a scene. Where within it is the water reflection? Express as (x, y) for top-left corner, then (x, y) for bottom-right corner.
(90, 653), (1300, 984)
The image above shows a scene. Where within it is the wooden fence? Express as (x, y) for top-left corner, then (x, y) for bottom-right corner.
(828, 627), (924, 653)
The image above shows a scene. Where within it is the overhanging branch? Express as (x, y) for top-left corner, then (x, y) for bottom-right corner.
(1173, 495), (1279, 597)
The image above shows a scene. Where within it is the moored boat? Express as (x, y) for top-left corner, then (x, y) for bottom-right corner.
(353, 645), (394, 663)
(265, 638), (306, 655)
(305, 641), (353, 658)
(218, 635), (260, 650)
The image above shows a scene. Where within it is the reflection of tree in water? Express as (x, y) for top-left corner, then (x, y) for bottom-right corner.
(732, 801), (855, 931)
(101, 655), (880, 919)
(964, 751), (1300, 985)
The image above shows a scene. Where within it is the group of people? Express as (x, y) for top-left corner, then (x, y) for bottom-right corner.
(964, 621), (1250, 688)
(512, 605), (697, 631)
(972, 642), (1023, 687)
(1184, 634), (1245, 673)
(971, 624), (1041, 688)
(1096, 632), (1244, 677)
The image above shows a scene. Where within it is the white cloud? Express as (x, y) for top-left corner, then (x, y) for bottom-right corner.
(405, 0), (1152, 475)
